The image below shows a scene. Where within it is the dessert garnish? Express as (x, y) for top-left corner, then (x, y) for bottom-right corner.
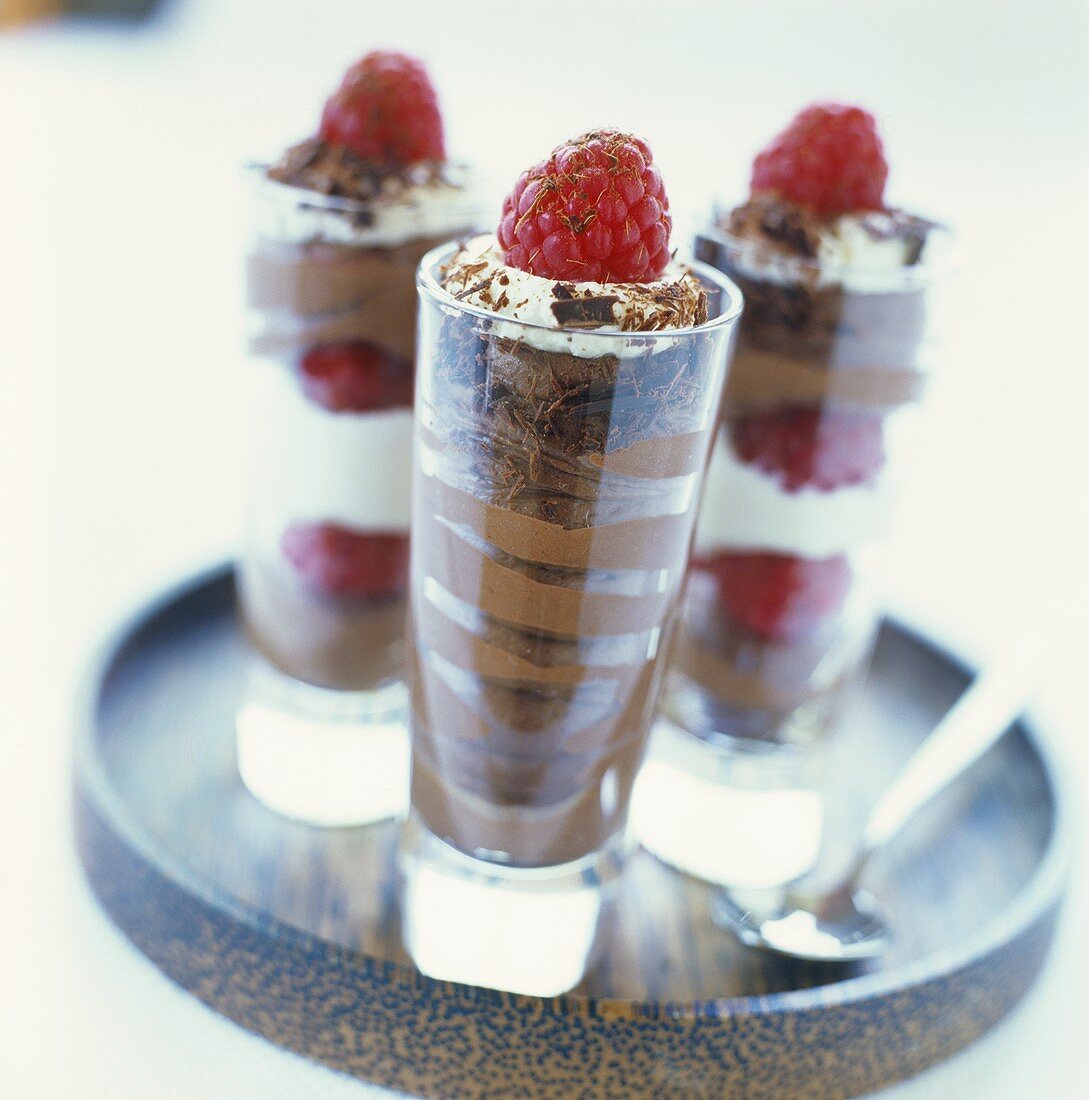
(320, 50), (445, 166)
(751, 102), (888, 216)
(726, 102), (933, 266)
(497, 129), (672, 282)
(443, 130), (705, 348)
(268, 50), (454, 200)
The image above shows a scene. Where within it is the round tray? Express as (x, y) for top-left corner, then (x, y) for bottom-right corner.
(74, 565), (1070, 1099)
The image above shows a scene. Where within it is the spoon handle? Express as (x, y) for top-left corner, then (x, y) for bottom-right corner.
(860, 636), (1049, 858)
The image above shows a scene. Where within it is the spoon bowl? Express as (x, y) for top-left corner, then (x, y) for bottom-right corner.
(714, 883), (890, 962)
(712, 638), (1046, 963)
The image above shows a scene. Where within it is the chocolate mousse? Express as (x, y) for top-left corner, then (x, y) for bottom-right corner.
(238, 51), (482, 694)
(406, 130), (740, 870)
(680, 103), (945, 744)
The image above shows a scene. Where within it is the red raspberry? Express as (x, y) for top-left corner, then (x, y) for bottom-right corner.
(320, 50), (444, 166)
(281, 523), (409, 599)
(694, 551), (852, 641)
(299, 341), (413, 413)
(497, 129), (672, 282)
(731, 406), (885, 492)
(751, 103), (888, 216)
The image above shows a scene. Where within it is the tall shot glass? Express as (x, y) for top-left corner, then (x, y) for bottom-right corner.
(236, 171), (483, 826)
(633, 217), (953, 892)
(400, 244), (741, 995)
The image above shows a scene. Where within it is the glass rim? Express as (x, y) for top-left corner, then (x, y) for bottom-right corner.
(700, 205), (957, 285)
(415, 240), (744, 341)
(244, 160), (488, 216)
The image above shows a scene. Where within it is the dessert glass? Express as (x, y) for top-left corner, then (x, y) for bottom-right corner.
(633, 215), (952, 891)
(236, 171), (482, 826)
(401, 245), (742, 995)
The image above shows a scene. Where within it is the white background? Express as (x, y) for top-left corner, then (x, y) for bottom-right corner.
(2, 0), (1088, 1095)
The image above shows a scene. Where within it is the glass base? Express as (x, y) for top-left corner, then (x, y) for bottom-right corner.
(236, 660), (409, 827)
(631, 715), (826, 890)
(399, 814), (623, 996)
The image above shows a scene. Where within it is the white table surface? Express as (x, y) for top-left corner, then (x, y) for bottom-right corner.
(2, 1), (1088, 1095)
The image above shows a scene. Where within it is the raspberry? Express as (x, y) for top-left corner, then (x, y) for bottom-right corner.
(281, 523), (409, 599)
(299, 341), (413, 413)
(751, 103), (887, 216)
(694, 551), (852, 641)
(320, 50), (444, 166)
(497, 129), (672, 282)
(731, 406), (885, 492)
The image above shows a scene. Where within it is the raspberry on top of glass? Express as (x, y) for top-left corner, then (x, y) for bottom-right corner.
(320, 50), (445, 166)
(498, 130), (672, 282)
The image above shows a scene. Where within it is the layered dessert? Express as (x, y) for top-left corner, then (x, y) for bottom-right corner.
(678, 103), (943, 745)
(408, 131), (741, 868)
(240, 51), (482, 693)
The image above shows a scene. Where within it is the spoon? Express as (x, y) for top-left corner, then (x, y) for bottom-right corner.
(713, 638), (1048, 962)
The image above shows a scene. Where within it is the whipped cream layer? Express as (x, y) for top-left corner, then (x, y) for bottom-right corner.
(248, 356), (413, 546)
(816, 215), (917, 273)
(257, 161), (482, 249)
(721, 198), (933, 294)
(440, 235), (707, 359)
(695, 437), (892, 558)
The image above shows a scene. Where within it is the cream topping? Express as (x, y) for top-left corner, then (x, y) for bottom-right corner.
(255, 161), (484, 248)
(719, 198), (934, 294)
(695, 436), (893, 557)
(439, 235), (707, 358)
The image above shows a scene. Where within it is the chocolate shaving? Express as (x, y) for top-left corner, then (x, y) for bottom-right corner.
(453, 277), (495, 302)
(724, 195), (939, 267)
(727, 196), (822, 258)
(443, 242), (708, 333)
(550, 294), (620, 327)
(265, 136), (452, 205)
(430, 301), (719, 522)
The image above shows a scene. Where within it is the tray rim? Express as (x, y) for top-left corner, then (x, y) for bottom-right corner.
(74, 560), (1074, 1021)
